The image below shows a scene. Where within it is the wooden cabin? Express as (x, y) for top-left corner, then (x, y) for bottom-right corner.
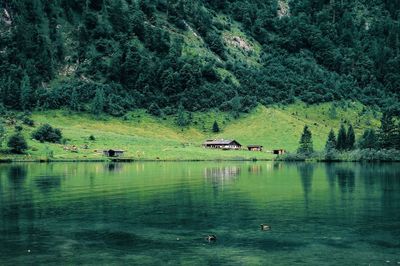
(103, 149), (125, 157)
(247, 145), (263, 151)
(203, 139), (242, 150)
(273, 149), (286, 155)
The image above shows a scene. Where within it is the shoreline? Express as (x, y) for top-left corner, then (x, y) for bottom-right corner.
(1, 157), (399, 163)
(0, 157), (274, 163)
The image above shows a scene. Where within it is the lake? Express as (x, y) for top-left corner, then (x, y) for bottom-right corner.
(0, 162), (399, 265)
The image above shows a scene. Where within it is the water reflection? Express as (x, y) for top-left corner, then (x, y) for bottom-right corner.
(204, 166), (241, 180)
(0, 162), (399, 265)
(7, 165), (27, 189)
(204, 166), (241, 193)
(335, 168), (355, 194)
(105, 163), (123, 172)
(34, 175), (62, 193)
(297, 163), (314, 207)
(248, 164), (262, 174)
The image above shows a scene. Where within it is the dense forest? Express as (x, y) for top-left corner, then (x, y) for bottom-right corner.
(1, 0), (400, 117)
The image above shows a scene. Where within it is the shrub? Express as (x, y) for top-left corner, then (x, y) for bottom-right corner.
(7, 133), (28, 154)
(22, 116), (35, 127)
(14, 125), (23, 132)
(148, 103), (163, 117)
(89, 135), (96, 141)
(32, 124), (63, 143)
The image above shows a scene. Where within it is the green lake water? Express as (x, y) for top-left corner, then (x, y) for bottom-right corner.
(0, 162), (399, 265)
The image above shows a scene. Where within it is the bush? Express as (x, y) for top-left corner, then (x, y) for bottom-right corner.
(89, 135), (96, 141)
(7, 133), (28, 154)
(32, 124), (63, 143)
(148, 103), (163, 117)
(14, 125), (23, 132)
(276, 152), (308, 161)
(22, 116), (35, 127)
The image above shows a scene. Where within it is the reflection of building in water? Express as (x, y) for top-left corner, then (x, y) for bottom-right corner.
(104, 163), (123, 173)
(248, 165), (262, 174)
(204, 166), (241, 190)
(205, 166), (241, 179)
(273, 162), (283, 170)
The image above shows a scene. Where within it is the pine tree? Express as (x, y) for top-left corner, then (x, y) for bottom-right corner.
(298, 125), (314, 155)
(346, 124), (355, 150)
(20, 73), (33, 111)
(328, 104), (337, 119)
(379, 112), (396, 149)
(336, 124), (347, 151)
(325, 129), (337, 151)
(176, 104), (188, 127)
(212, 121), (220, 133)
(359, 129), (378, 149)
(0, 122), (6, 148)
(69, 88), (80, 111)
(91, 88), (105, 116)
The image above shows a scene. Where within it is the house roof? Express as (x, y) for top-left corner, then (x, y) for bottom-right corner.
(104, 149), (125, 152)
(203, 139), (242, 146)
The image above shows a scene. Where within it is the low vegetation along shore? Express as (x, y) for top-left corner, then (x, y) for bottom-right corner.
(0, 102), (399, 162)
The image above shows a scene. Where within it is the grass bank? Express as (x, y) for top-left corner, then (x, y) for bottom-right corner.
(0, 102), (379, 162)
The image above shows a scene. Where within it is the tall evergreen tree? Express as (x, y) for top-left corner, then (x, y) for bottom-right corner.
(325, 129), (337, 151)
(176, 104), (188, 127)
(0, 122), (6, 148)
(336, 124), (347, 151)
(359, 129), (378, 149)
(346, 124), (355, 150)
(298, 125), (314, 155)
(91, 88), (105, 116)
(20, 73), (33, 111)
(69, 88), (80, 112)
(379, 111), (397, 149)
(212, 120), (220, 133)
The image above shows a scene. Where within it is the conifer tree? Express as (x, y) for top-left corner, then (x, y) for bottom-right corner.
(346, 124), (355, 150)
(0, 122), (6, 148)
(91, 88), (105, 116)
(298, 125), (314, 155)
(69, 88), (80, 112)
(325, 129), (337, 151)
(379, 112), (396, 149)
(336, 124), (347, 151)
(359, 129), (378, 149)
(20, 73), (33, 111)
(176, 104), (188, 127)
(212, 121), (220, 133)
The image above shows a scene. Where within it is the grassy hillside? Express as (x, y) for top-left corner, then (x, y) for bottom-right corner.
(0, 102), (379, 161)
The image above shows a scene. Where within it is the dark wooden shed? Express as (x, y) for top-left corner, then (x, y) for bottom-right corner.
(247, 145), (263, 151)
(103, 149), (125, 157)
(273, 149), (286, 155)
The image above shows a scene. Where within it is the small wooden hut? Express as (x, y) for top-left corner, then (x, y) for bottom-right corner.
(103, 149), (125, 157)
(247, 145), (263, 151)
(203, 139), (242, 150)
(273, 149), (286, 155)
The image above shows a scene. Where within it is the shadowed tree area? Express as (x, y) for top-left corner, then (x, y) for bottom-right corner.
(0, 0), (399, 117)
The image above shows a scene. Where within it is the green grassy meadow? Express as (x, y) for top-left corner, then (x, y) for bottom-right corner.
(0, 102), (379, 161)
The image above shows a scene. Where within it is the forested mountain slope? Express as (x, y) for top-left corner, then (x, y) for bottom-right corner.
(1, 0), (400, 116)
